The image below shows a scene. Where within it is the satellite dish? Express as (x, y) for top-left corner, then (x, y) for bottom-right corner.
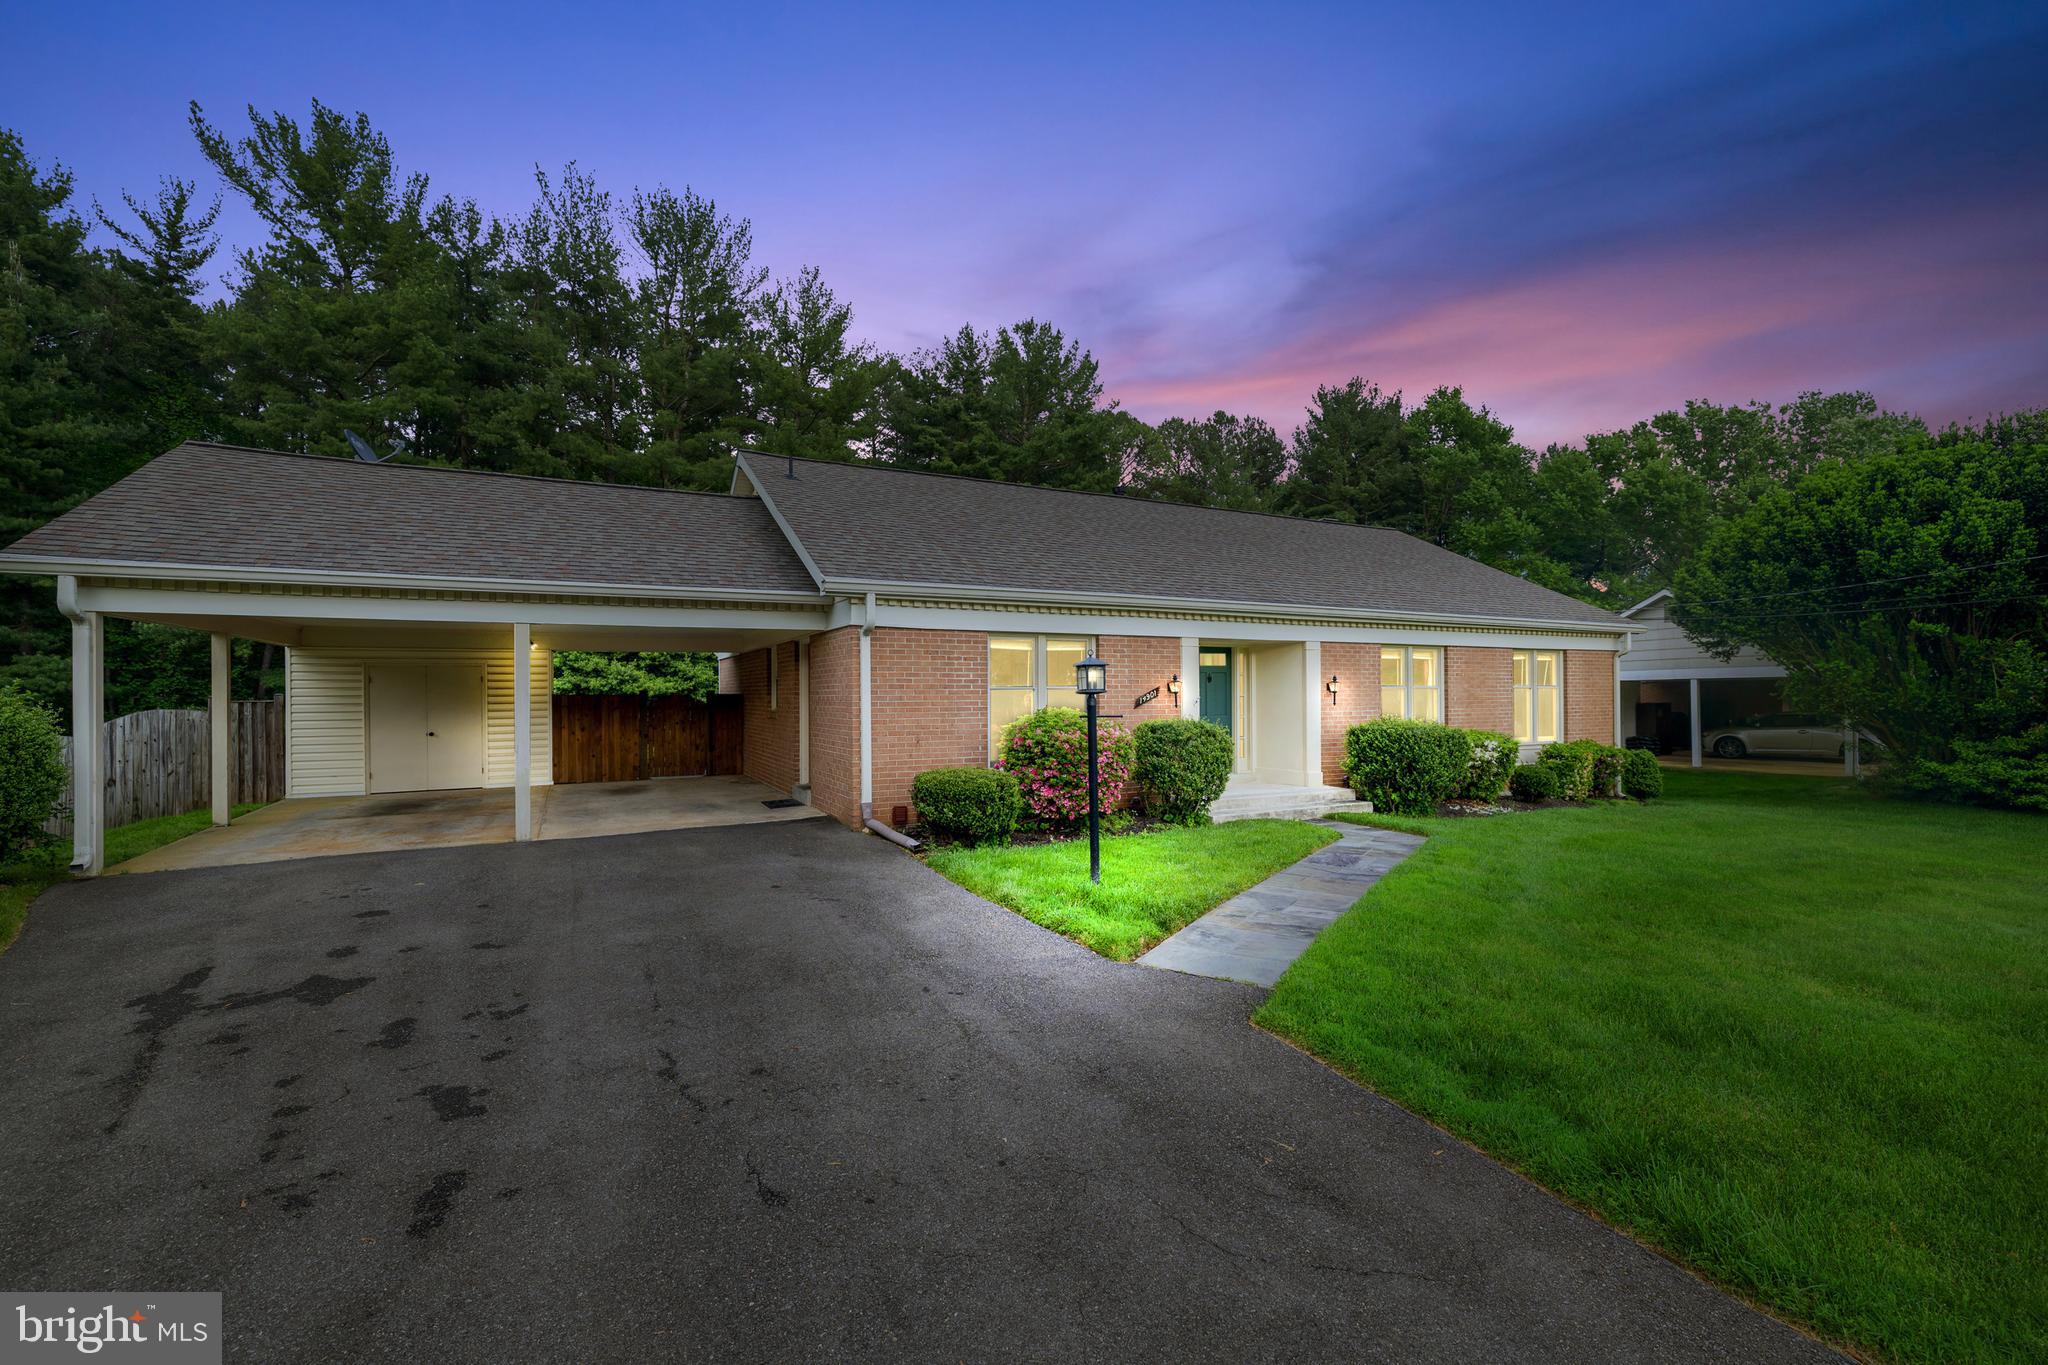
(343, 429), (403, 463)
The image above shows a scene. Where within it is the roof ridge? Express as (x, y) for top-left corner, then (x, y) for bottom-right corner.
(742, 450), (1420, 537)
(172, 441), (755, 502)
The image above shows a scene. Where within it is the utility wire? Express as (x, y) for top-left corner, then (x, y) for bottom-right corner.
(1695, 590), (2048, 624)
(1675, 551), (2048, 608)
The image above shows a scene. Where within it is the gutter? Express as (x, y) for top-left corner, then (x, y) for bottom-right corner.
(0, 554), (831, 607)
(815, 576), (1641, 636)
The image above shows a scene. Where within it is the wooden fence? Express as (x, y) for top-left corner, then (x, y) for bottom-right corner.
(49, 701), (287, 834)
(552, 694), (743, 784)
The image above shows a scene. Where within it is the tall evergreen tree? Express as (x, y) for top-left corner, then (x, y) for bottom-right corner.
(1127, 410), (1287, 510)
(749, 266), (885, 465)
(93, 177), (221, 457)
(1274, 378), (1417, 527)
(191, 99), (450, 459)
(627, 186), (766, 489)
(509, 164), (641, 479)
(878, 318), (1136, 492)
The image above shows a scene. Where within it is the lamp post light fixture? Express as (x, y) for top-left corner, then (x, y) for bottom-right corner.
(1075, 654), (1109, 883)
(1327, 674), (1340, 704)
(1166, 672), (1181, 697)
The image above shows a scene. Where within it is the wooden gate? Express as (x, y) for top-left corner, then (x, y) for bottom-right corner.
(551, 694), (743, 784)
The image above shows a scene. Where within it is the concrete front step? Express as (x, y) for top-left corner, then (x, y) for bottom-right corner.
(1209, 785), (1374, 823)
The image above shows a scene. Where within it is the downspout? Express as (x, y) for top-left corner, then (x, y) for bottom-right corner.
(856, 590), (921, 851)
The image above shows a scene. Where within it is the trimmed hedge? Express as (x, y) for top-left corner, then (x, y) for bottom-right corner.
(1621, 747), (1665, 799)
(1508, 762), (1562, 802)
(1887, 724), (2048, 813)
(1132, 717), (1234, 825)
(0, 688), (65, 863)
(1345, 718), (1471, 815)
(911, 767), (1023, 847)
(1538, 739), (1632, 800)
(1459, 730), (1518, 801)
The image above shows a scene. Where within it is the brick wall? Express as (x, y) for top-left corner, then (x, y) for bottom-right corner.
(1446, 646), (1514, 734)
(806, 627), (861, 827)
(871, 628), (987, 826)
(1097, 635), (1182, 731)
(1318, 642), (1382, 786)
(736, 643), (801, 795)
(1565, 649), (1616, 742)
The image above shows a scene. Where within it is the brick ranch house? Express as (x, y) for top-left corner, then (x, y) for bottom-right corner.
(1, 443), (1637, 868)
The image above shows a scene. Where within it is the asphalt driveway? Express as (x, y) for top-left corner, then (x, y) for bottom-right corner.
(0, 821), (1836, 1362)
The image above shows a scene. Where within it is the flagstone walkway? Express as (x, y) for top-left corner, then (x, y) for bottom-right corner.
(1137, 821), (1426, 987)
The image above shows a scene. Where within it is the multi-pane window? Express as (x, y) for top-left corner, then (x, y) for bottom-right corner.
(1513, 650), (1562, 743)
(989, 635), (1092, 759)
(1380, 647), (1441, 722)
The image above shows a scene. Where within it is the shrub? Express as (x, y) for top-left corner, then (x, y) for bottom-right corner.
(1588, 743), (1627, 794)
(996, 706), (1134, 828)
(1620, 747), (1665, 799)
(1886, 724), (2048, 813)
(1131, 718), (1234, 825)
(911, 766), (1023, 847)
(0, 688), (66, 863)
(1536, 740), (1600, 800)
(1345, 718), (1473, 816)
(1508, 762), (1562, 802)
(1458, 730), (1519, 800)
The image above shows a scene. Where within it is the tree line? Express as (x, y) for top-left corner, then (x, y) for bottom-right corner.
(2, 103), (2041, 805)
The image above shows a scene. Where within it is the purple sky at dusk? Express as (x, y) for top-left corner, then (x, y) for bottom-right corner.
(11, 0), (2047, 448)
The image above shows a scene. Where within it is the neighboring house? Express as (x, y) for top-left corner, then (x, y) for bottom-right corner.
(0, 443), (1637, 870)
(1617, 589), (1789, 765)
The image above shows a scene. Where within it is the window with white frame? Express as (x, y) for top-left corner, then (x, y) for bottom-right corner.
(1513, 650), (1561, 743)
(989, 635), (1091, 759)
(1380, 646), (1442, 722)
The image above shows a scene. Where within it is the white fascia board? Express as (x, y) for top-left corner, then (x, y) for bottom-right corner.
(1620, 664), (1787, 682)
(731, 453), (829, 591)
(74, 581), (832, 633)
(846, 596), (1629, 651)
(0, 553), (829, 607)
(828, 579), (1637, 641)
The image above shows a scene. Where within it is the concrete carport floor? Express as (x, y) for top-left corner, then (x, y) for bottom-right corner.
(0, 820), (1839, 1362)
(112, 776), (821, 874)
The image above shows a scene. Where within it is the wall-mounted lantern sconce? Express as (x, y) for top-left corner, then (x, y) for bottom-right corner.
(1166, 673), (1181, 696)
(1326, 674), (1340, 705)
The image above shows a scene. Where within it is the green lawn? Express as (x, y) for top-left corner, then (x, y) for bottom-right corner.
(925, 819), (1339, 960)
(0, 804), (267, 952)
(1256, 771), (2046, 1363)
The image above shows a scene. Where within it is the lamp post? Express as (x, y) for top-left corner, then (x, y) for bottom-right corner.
(1075, 654), (1108, 883)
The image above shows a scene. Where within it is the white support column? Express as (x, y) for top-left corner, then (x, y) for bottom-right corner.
(210, 633), (231, 825)
(1179, 638), (1200, 720)
(1302, 640), (1324, 788)
(70, 606), (105, 874)
(1688, 677), (1703, 768)
(513, 623), (533, 841)
(796, 637), (811, 795)
(1842, 724), (1859, 779)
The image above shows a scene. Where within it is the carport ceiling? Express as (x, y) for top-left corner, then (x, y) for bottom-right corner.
(124, 614), (806, 653)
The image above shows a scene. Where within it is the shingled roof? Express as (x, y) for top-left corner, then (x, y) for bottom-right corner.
(1, 443), (820, 596)
(739, 453), (1625, 628)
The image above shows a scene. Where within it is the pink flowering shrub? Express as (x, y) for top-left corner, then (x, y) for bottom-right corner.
(996, 706), (1134, 828)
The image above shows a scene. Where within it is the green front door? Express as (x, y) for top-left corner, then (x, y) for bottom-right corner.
(1198, 649), (1233, 733)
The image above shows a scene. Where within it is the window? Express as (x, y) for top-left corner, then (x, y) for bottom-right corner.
(1513, 650), (1561, 743)
(1380, 647), (1441, 722)
(989, 635), (1092, 759)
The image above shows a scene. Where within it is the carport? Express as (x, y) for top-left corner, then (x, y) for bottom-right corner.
(1, 444), (834, 873)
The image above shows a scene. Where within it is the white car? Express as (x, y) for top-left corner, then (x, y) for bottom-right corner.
(1701, 713), (1846, 760)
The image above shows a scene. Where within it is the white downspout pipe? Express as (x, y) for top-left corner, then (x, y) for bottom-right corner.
(856, 590), (919, 850)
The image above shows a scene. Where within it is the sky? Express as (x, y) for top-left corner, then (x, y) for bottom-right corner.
(10, 0), (2048, 448)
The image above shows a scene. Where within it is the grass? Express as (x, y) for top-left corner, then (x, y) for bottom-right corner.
(925, 818), (1339, 960)
(1256, 771), (2046, 1363)
(0, 803), (266, 953)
